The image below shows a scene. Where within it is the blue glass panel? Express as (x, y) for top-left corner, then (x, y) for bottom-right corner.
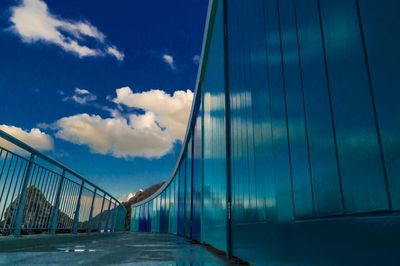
(248, 0), (274, 222)
(357, 0), (400, 210)
(128, 1), (400, 264)
(279, 0), (314, 218)
(202, 0), (227, 252)
(145, 202), (151, 232)
(185, 140), (193, 237)
(130, 207), (139, 232)
(177, 163), (185, 236)
(150, 200), (156, 233)
(228, 0), (244, 223)
(264, 0), (294, 221)
(165, 187), (170, 233)
(159, 191), (166, 233)
(294, 0), (343, 216)
(192, 109), (202, 241)
(319, 0), (389, 213)
(156, 196), (161, 232)
(172, 176), (179, 234)
(138, 205), (143, 232)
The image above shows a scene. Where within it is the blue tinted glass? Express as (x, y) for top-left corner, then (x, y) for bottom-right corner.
(319, 0), (389, 213)
(357, 0), (400, 210)
(294, 0), (343, 216)
(264, 0), (294, 221)
(192, 110), (202, 240)
(128, 1), (400, 264)
(279, 0), (314, 218)
(185, 140), (192, 237)
(178, 163), (185, 236)
(202, 0), (227, 252)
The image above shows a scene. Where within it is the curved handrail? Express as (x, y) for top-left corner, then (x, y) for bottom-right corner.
(0, 128), (126, 236)
(0, 129), (121, 204)
(131, 0), (217, 208)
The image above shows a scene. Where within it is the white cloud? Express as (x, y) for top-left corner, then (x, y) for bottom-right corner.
(54, 113), (173, 158)
(107, 46), (125, 61)
(113, 86), (193, 140)
(63, 88), (97, 104)
(193, 54), (200, 64)
(74, 88), (90, 95)
(9, 0), (124, 61)
(0, 125), (53, 152)
(48, 87), (193, 159)
(162, 54), (175, 69)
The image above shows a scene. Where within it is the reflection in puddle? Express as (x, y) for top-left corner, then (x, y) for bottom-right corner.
(57, 247), (96, 253)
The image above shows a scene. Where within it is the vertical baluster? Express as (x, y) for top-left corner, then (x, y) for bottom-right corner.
(35, 170), (50, 230)
(42, 172), (58, 230)
(13, 154), (35, 236)
(4, 158), (25, 232)
(49, 170), (65, 234)
(0, 157), (19, 229)
(72, 180), (84, 234)
(98, 195), (106, 232)
(62, 180), (73, 230)
(112, 204), (118, 232)
(87, 188), (97, 233)
(68, 183), (79, 230)
(29, 167), (45, 230)
(105, 199), (112, 232)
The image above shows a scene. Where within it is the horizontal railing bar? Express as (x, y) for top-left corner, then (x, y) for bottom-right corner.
(31, 162), (62, 178)
(0, 146), (29, 162)
(0, 129), (121, 204)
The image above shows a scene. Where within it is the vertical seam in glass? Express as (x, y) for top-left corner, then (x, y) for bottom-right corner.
(293, 0), (317, 216)
(354, 0), (392, 210)
(276, 0), (296, 219)
(316, 0), (346, 214)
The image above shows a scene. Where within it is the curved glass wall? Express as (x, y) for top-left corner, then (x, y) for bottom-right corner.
(131, 0), (400, 265)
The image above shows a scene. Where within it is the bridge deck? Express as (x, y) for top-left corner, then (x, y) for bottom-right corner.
(0, 232), (230, 265)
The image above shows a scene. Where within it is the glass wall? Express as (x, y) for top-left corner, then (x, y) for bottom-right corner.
(201, 0), (227, 251)
(131, 0), (400, 265)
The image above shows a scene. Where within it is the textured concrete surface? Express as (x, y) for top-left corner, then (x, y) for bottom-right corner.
(0, 232), (230, 265)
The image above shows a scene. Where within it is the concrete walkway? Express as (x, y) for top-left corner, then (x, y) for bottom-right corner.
(0, 232), (230, 265)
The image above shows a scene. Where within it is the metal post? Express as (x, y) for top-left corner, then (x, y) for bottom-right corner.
(114, 207), (120, 232)
(98, 195), (106, 232)
(72, 181), (84, 234)
(111, 202), (117, 232)
(49, 170), (65, 234)
(87, 188), (97, 233)
(110, 201), (116, 232)
(13, 154), (35, 236)
(105, 199), (112, 232)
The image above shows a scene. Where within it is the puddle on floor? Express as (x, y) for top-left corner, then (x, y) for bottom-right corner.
(57, 246), (96, 253)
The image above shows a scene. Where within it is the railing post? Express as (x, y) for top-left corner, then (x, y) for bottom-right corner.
(111, 203), (117, 232)
(87, 188), (97, 233)
(49, 169), (65, 234)
(72, 181), (84, 234)
(13, 154), (35, 236)
(105, 199), (112, 232)
(98, 195), (106, 232)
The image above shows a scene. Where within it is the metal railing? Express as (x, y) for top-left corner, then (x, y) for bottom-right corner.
(0, 129), (126, 236)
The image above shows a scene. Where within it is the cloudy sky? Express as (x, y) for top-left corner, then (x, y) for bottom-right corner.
(0, 0), (208, 200)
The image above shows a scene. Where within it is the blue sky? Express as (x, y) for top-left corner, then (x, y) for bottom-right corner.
(0, 0), (208, 200)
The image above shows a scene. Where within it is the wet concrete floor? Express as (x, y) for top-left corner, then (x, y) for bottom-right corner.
(0, 232), (230, 265)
